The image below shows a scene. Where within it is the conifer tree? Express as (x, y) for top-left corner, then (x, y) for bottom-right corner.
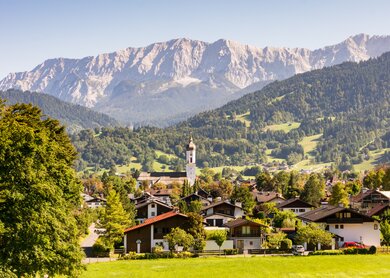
(99, 188), (132, 249)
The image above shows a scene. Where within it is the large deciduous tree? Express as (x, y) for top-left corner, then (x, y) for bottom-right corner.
(0, 103), (84, 277)
(329, 182), (349, 207)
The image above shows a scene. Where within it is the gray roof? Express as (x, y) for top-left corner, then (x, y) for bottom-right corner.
(277, 198), (315, 209)
(224, 218), (267, 228)
(298, 205), (375, 222)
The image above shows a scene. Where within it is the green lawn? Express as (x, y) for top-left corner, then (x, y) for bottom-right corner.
(264, 122), (301, 133)
(82, 255), (390, 277)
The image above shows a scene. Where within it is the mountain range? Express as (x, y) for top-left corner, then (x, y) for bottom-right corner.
(1, 33), (390, 126)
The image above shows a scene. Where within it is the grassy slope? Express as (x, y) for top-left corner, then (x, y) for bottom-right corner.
(82, 255), (390, 278)
(264, 122), (301, 133)
(354, 148), (390, 172)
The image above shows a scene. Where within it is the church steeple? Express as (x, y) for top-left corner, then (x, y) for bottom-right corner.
(185, 136), (196, 186)
(186, 136), (196, 164)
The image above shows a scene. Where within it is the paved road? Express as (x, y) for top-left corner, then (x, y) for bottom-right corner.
(81, 223), (104, 257)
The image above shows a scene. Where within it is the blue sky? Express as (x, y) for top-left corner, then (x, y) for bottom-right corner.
(1, 0), (390, 78)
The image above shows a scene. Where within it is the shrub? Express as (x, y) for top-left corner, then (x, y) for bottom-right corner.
(280, 238), (292, 250)
(0, 268), (17, 278)
(223, 249), (238, 255)
(119, 251), (194, 260)
(342, 248), (369, 255)
(91, 239), (110, 257)
(175, 251), (193, 258)
(311, 250), (343, 255)
(369, 246), (377, 254)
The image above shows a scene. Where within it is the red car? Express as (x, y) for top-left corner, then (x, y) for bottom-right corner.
(342, 242), (365, 248)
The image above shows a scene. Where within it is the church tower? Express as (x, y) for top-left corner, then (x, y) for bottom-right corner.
(185, 136), (196, 186)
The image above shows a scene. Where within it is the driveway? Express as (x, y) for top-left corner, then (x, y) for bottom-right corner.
(81, 223), (105, 257)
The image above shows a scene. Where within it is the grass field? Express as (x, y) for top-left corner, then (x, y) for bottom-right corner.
(354, 148), (390, 172)
(235, 111), (251, 128)
(81, 255), (390, 277)
(264, 122), (301, 133)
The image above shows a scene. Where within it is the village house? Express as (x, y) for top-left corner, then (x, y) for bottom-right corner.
(124, 211), (190, 253)
(298, 205), (381, 247)
(251, 190), (285, 206)
(85, 196), (106, 209)
(144, 188), (174, 206)
(201, 200), (244, 227)
(181, 191), (211, 207)
(276, 198), (315, 215)
(135, 198), (174, 223)
(224, 218), (267, 252)
(350, 189), (390, 212)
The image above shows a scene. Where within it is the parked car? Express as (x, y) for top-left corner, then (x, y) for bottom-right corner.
(342, 242), (365, 248)
(292, 245), (305, 255)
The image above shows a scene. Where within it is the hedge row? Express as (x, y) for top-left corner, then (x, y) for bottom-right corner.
(311, 246), (377, 256)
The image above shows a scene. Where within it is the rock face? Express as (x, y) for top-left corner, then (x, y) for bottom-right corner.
(1, 34), (390, 126)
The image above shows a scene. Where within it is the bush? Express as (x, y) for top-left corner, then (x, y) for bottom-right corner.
(91, 239), (110, 257)
(311, 250), (343, 255)
(0, 268), (17, 278)
(342, 248), (369, 255)
(280, 238), (292, 250)
(223, 249), (238, 255)
(175, 251), (193, 258)
(119, 251), (193, 260)
(369, 246), (377, 254)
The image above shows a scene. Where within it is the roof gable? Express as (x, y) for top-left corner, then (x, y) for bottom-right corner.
(224, 218), (267, 228)
(277, 198), (314, 209)
(124, 211), (188, 233)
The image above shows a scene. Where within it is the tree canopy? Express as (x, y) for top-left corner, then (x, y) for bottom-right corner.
(0, 103), (84, 277)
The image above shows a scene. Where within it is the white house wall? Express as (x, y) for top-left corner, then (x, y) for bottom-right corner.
(204, 240), (233, 251)
(232, 238), (262, 250)
(328, 222), (380, 247)
(234, 207), (244, 218)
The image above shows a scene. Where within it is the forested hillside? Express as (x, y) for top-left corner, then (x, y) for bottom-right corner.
(71, 52), (390, 172)
(0, 90), (119, 133)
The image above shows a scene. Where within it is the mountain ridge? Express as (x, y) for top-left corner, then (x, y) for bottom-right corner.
(0, 89), (119, 133)
(1, 33), (390, 126)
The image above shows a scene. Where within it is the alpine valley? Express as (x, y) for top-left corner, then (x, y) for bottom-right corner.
(1, 33), (390, 126)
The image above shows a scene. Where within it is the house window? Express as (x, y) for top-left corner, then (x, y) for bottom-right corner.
(151, 212), (155, 217)
(151, 204), (155, 208)
(340, 225), (344, 229)
(290, 209), (295, 212)
(335, 225), (339, 229)
(250, 241), (253, 246)
(374, 224), (378, 230)
(242, 226), (251, 235)
(299, 209), (305, 212)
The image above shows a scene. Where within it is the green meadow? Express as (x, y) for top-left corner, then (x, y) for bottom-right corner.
(81, 255), (390, 278)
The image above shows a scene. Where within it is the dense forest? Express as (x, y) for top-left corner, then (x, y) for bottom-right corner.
(71, 52), (390, 172)
(0, 89), (119, 133)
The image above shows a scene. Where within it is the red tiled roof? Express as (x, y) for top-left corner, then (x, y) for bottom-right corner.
(124, 210), (187, 233)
